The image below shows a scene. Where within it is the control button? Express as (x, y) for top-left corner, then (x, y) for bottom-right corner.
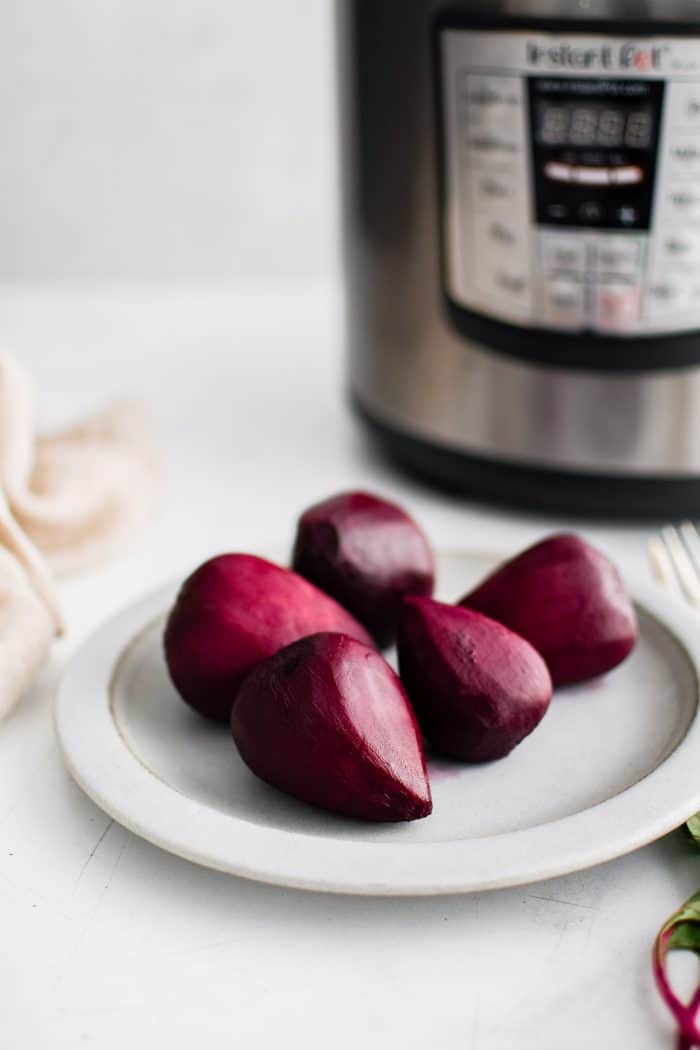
(467, 135), (519, 156)
(666, 235), (691, 256)
(474, 264), (533, 321)
(679, 93), (700, 123)
(616, 206), (639, 227)
(545, 203), (569, 222)
(666, 84), (700, 129)
(646, 282), (688, 320)
(494, 270), (528, 295)
(543, 279), (585, 328)
(473, 172), (522, 216)
(476, 175), (513, 202)
(672, 144), (700, 163)
(668, 136), (700, 175)
(542, 235), (586, 275)
(662, 233), (700, 267)
(648, 283), (677, 303)
(466, 87), (503, 106)
(596, 238), (641, 278)
(579, 201), (605, 224)
(475, 215), (526, 261)
(467, 102), (521, 141)
(667, 189), (700, 220)
(462, 74), (520, 110)
(488, 221), (516, 246)
(595, 284), (642, 331)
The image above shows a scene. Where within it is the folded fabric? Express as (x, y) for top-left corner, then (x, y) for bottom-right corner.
(20, 401), (158, 577)
(0, 352), (158, 718)
(0, 546), (54, 720)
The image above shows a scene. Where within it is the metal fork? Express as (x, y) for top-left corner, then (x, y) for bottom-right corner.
(648, 522), (700, 1050)
(648, 521), (700, 606)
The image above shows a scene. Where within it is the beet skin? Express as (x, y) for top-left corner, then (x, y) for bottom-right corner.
(460, 533), (637, 686)
(292, 490), (434, 648)
(231, 632), (432, 821)
(398, 597), (552, 762)
(164, 554), (374, 722)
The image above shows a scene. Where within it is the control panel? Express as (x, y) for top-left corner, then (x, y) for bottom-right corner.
(440, 29), (700, 336)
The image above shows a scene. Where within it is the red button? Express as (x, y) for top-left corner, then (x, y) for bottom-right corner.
(596, 286), (641, 331)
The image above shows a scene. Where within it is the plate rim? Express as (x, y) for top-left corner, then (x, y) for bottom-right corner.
(54, 551), (700, 896)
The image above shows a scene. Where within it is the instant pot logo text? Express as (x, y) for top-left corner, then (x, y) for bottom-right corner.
(526, 41), (668, 72)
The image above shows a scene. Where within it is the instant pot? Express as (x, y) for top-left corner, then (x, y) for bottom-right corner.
(338, 0), (700, 515)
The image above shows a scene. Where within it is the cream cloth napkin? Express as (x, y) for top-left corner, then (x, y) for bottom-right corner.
(0, 352), (158, 719)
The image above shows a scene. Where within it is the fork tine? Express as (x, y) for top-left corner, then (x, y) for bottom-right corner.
(660, 525), (700, 606)
(680, 521), (700, 575)
(648, 536), (684, 598)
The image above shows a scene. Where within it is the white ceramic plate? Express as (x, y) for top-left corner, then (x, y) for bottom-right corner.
(54, 550), (700, 896)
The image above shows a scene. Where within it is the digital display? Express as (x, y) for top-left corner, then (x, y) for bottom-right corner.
(528, 77), (665, 231)
(537, 103), (654, 149)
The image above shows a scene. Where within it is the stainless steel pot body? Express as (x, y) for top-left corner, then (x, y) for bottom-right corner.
(339, 0), (700, 513)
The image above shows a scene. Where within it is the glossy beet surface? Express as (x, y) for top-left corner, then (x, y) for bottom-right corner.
(460, 534), (638, 687)
(231, 632), (432, 822)
(292, 490), (434, 648)
(398, 597), (552, 762)
(164, 555), (374, 722)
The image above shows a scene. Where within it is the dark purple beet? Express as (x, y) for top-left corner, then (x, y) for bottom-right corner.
(164, 554), (374, 722)
(292, 490), (434, 648)
(459, 533), (638, 687)
(230, 632), (432, 822)
(398, 597), (552, 763)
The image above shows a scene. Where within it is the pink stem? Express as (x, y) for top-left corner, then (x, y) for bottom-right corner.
(653, 929), (700, 1047)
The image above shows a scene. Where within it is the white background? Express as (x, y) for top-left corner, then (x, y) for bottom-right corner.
(0, 1), (338, 283)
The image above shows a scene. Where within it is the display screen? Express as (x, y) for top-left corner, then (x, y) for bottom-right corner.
(537, 103), (654, 149)
(528, 77), (665, 231)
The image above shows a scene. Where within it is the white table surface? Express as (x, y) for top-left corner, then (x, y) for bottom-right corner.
(0, 284), (696, 1049)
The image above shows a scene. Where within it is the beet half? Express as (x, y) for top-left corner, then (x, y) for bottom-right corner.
(164, 554), (373, 722)
(398, 597), (552, 763)
(459, 533), (638, 687)
(292, 490), (434, 648)
(231, 632), (432, 822)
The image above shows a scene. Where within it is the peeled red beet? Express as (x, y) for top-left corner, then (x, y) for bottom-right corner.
(164, 554), (374, 722)
(291, 490), (434, 648)
(459, 533), (638, 687)
(231, 632), (432, 821)
(398, 597), (552, 762)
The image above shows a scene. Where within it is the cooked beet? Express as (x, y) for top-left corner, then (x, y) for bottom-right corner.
(230, 632), (432, 822)
(291, 490), (434, 648)
(164, 554), (374, 722)
(398, 597), (552, 762)
(459, 533), (638, 686)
